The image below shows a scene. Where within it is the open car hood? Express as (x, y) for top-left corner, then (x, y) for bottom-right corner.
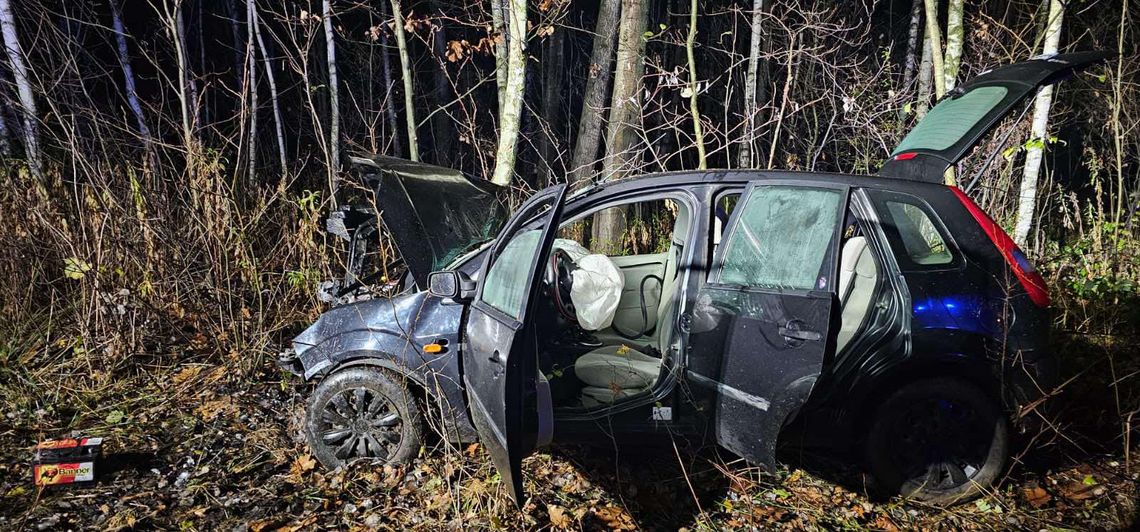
(349, 155), (508, 288)
(880, 51), (1113, 183)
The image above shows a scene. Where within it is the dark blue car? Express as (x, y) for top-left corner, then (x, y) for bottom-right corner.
(280, 52), (1106, 506)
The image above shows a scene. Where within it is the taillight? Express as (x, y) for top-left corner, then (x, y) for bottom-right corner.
(949, 187), (1051, 308)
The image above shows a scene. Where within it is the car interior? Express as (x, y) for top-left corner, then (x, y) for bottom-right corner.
(533, 190), (882, 411)
(536, 196), (691, 409)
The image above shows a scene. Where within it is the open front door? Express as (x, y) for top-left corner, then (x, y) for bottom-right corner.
(685, 183), (847, 468)
(880, 51), (1111, 183)
(462, 184), (567, 504)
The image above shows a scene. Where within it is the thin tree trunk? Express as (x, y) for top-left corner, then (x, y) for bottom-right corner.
(540, 28), (565, 186)
(167, 0), (193, 151)
(251, 1), (287, 173)
(110, 0), (151, 144)
(739, 0), (764, 169)
(429, 1), (454, 166)
(0, 0), (43, 181)
(176, 3), (199, 131)
(323, 0), (340, 176)
(943, 0), (964, 91)
(922, 0), (946, 99)
(915, 32), (934, 118)
(489, 0), (527, 186)
(1013, 0), (1065, 246)
(686, 0), (706, 169)
(902, 0), (923, 91)
(228, 0), (244, 87)
(245, 0), (258, 179)
(390, 0), (419, 161)
(378, 0), (402, 157)
(567, 0), (621, 184)
(592, 0), (648, 249)
(766, 34), (798, 169)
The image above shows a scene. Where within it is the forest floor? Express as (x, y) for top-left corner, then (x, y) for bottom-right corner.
(0, 334), (1137, 530)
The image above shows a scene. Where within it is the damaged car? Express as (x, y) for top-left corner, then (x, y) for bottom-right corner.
(279, 52), (1109, 506)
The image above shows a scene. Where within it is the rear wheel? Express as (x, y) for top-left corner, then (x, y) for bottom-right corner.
(865, 378), (1007, 506)
(304, 367), (423, 469)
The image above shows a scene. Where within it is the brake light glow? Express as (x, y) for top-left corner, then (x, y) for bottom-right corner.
(949, 187), (1050, 307)
(893, 152), (919, 161)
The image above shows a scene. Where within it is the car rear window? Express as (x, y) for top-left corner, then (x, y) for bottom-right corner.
(892, 85), (1008, 154)
(867, 190), (958, 271)
(885, 201), (953, 265)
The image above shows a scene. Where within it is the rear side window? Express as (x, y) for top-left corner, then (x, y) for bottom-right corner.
(716, 186), (842, 290)
(869, 190), (958, 271)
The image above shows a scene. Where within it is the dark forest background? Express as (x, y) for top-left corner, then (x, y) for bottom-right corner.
(0, 0), (1137, 529)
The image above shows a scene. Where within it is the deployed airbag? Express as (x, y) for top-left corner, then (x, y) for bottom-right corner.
(553, 240), (625, 331)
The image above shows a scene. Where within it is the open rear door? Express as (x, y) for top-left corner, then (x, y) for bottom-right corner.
(880, 51), (1112, 183)
(462, 184), (567, 504)
(685, 183), (847, 469)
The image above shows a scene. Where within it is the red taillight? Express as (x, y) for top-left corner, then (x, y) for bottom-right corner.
(893, 152), (918, 161)
(949, 187), (1051, 308)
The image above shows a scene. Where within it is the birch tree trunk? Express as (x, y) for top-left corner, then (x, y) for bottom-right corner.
(489, 0), (526, 186)
(245, 0), (258, 179)
(686, 0), (706, 169)
(323, 0), (340, 174)
(176, 3), (200, 132)
(490, 0), (507, 111)
(739, 0), (764, 169)
(0, 0), (43, 181)
(110, 0), (151, 144)
(1013, 0), (1065, 246)
(591, 0), (648, 248)
(922, 0), (946, 99)
(567, 0), (621, 184)
(902, 0), (923, 92)
(166, 0), (194, 153)
(251, 2), (287, 173)
(915, 33), (934, 118)
(390, 0), (419, 161)
(943, 0), (964, 91)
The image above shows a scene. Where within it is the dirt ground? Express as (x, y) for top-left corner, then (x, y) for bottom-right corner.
(1, 350), (1136, 531)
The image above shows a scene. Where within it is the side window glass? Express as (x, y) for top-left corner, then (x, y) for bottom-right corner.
(717, 186), (842, 290)
(885, 201), (953, 265)
(481, 229), (543, 319)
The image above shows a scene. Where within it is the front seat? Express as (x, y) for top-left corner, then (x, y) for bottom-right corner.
(574, 208), (689, 406)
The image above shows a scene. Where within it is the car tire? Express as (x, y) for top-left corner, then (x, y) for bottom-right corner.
(864, 378), (1007, 506)
(304, 366), (423, 470)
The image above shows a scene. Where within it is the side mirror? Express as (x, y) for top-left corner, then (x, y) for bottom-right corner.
(427, 270), (476, 302)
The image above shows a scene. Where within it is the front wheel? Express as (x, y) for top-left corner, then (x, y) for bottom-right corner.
(304, 366), (423, 469)
(864, 378), (1007, 506)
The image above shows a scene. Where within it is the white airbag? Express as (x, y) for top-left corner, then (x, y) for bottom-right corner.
(553, 239), (625, 331)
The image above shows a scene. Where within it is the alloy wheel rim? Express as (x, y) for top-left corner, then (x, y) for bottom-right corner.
(891, 398), (990, 492)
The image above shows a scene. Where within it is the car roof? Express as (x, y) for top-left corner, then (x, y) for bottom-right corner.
(574, 168), (948, 200)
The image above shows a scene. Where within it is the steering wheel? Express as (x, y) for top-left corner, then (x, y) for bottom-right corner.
(545, 248), (578, 324)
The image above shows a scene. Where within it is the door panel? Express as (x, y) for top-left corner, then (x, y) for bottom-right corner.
(684, 183), (846, 468)
(463, 185), (567, 504)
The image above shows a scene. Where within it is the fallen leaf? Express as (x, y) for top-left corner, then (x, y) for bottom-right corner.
(548, 504), (571, 529)
(1022, 486), (1051, 508)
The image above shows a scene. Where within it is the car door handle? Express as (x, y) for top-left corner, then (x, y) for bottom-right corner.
(489, 350), (504, 364)
(778, 325), (822, 342)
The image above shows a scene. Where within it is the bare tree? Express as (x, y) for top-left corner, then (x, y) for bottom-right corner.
(323, 0), (340, 174)
(1013, 0), (1065, 246)
(0, 0), (43, 180)
(109, 0), (151, 145)
(686, 0), (707, 169)
(568, 0), (621, 184)
(390, 0), (419, 161)
(915, 32), (934, 117)
(489, 0), (527, 186)
(902, 0), (923, 92)
(251, 0), (287, 173)
(245, 0), (259, 179)
(739, 0), (765, 168)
